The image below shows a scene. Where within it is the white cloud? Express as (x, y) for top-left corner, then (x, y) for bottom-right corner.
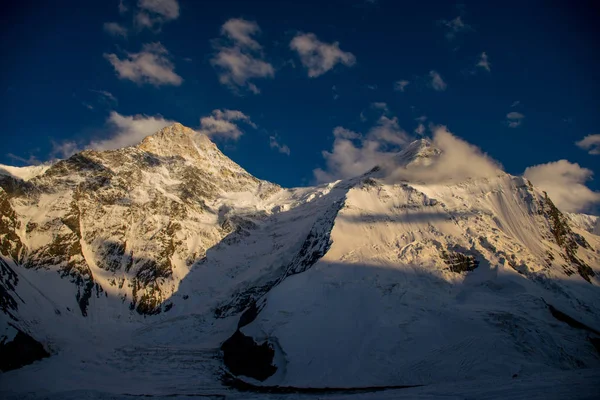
(429, 70), (447, 91)
(368, 115), (410, 146)
(511, 100), (520, 107)
(135, 0), (180, 31)
(441, 16), (473, 41)
(211, 18), (274, 94)
(313, 116), (411, 183)
(198, 109), (256, 140)
(476, 52), (491, 72)
(221, 18), (262, 50)
(394, 80), (410, 92)
(385, 126), (503, 184)
(314, 137), (392, 183)
(506, 112), (524, 128)
(575, 134), (600, 155)
(524, 160), (600, 213)
(50, 109), (255, 159)
(91, 111), (176, 151)
(103, 22), (128, 37)
(290, 33), (356, 77)
(314, 120), (502, 185)
(269, 136), (291, 155)
(104, 42), (183, 86)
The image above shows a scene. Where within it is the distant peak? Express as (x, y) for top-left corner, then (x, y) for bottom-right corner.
(393, 138), (440, 167)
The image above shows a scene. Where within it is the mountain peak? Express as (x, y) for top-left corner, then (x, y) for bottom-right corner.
(137, 122), (217, 159)
(393, 138), (441, 168)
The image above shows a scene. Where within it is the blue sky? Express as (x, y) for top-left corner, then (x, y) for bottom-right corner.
(2, 0), (599, 212)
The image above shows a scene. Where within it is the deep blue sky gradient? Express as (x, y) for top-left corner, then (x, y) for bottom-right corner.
(1, 0), (599, 188)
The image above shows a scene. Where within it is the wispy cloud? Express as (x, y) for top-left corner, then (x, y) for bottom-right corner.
(211, 18), (274, 94)
(270, 135), (291, 155)
(90, 90), (118, 107)
(103, 22), (128, 37)
(576, 134), (600, 155)
(394, 80), (410, 92)
(104, 42), (183, 86)
(506, 112), (524, 128)
(290, 33), (356, 77)
(440, 15), (473, 41)
(429, 70), (447, 91)
(198, 109), (257, 140)
(476, 52), (491, 72)
(135, 0), (180, 32)
(511, 100), (520, 108)
(524, 160), (600, 213)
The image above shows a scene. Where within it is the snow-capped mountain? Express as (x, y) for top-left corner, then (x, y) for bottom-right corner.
(1, 123), (599, 398)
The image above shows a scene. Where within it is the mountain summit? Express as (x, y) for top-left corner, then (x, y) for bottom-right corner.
(1, 123), (599, 395)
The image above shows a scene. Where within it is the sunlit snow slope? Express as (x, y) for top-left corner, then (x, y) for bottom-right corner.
(1, 125), (599, 398)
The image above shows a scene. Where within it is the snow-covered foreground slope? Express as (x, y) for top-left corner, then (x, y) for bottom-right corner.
(1, 126), (599, 398)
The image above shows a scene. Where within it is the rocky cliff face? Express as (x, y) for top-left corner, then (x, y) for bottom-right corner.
(0, 123), (280, 321)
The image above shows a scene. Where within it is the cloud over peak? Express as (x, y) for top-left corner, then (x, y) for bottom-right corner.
(211, 18), (274, 94)
(524, 160), (600, 213)
(290, 33), (356, 77)
(104, 42), (183, 86)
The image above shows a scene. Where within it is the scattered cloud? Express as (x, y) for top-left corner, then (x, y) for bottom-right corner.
(290, 32), (356, 77)
(524, 160), (600, 213)
(511, 100), (520, 108)
(394, 80), (410, 92)
(366, 84), (378, 90)
(198, 109), (256, 140)
(103, 22), (128, 37)
(270, 136), (291, 155)
(476, 52), (491, 72)
(91, 90), (118, 107)
(506, 112), (524, 128)
(576, 134), (600, 155)
(429, 70), (447, 91)
(104, 42), (183, 86)
(441, 15), (473, 41)
(370, 102), (389, 113)
(332, 85), (339, 100)
(211, 18), (274, 94)
(135, 0), (180, 32)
